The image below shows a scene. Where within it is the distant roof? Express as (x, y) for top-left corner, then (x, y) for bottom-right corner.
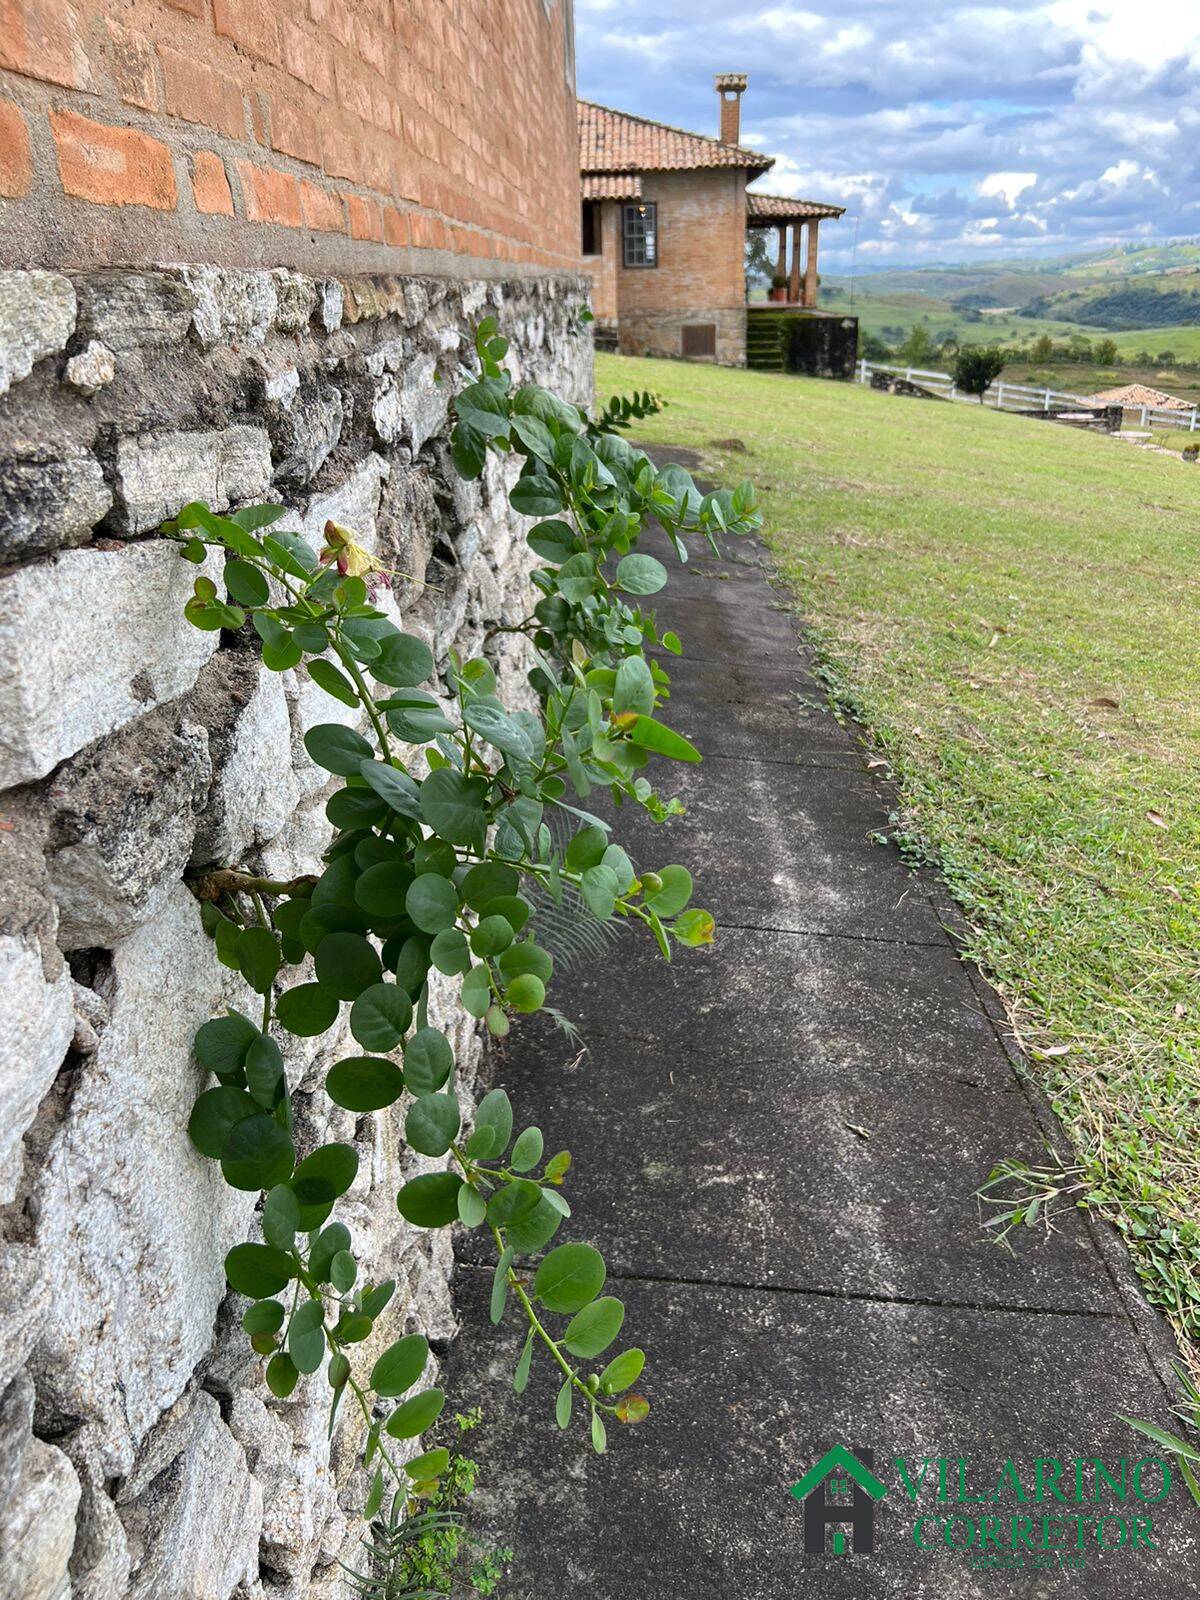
(747, 192), (846, 223)
(582, 173), (642, 201)
(1088, 383), (1192, 410)
(578, 99), (774, 175)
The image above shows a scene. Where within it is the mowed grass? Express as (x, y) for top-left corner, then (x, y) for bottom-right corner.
(596, 352), (1200, 1350)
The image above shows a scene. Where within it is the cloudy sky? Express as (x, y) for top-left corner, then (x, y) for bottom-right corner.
(574, 1), (1200, 271)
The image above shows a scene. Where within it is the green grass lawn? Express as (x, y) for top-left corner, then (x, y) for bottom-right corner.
(596, 352), (1200, 1351)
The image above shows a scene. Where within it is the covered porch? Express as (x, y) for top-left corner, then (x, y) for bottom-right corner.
(746, 192), (844, 309)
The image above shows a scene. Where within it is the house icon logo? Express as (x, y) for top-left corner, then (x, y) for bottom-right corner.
(790, 1445), (888, 1555)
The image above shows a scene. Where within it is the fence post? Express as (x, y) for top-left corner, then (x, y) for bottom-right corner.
(1191, 409), (1197, 433)
(1140, 406), (1148, 427)
(1043, 388), (1050, 412)
(996, 381), (1005, 410)
(905, 367), (913, 384)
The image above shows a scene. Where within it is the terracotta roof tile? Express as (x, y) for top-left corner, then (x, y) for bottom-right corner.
(582, 172), (643, 201)
(578, 98), (773, 175)
(747, 192), (845, 222)
(1087, 383), (1192, 411)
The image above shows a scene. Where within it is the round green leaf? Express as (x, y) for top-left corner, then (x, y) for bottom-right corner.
(459, 861), (519, 911)
(225, 1242), (295, 1298)
(533, 1242), (605, 1314)
(373, 631), (434, 687)
(510, 1126), (544, 1172)
(303, 723), (375, 776)
(224, 558), (269, 606)
(460, 964), (491, 1020)
(419, 768), (489, 849)
(599, 1347), (645, 1395)
(397, 1172), (463, 1228)
(498, 941), (553, 984)
(403, 1027), (454, 1094)
(405, 1093), (461, 1158)
(292, 1142), (358, 1205)
(405, 874), (458, 934)
(220, 1113), (295, 1191)
(266, 1352), (299, 1398)
(470, 914), (514, 958)
(457, 1184), (487, 1227)
(330, 1250), (357, 1293)
(405, 1446), (449, 1481)
(326, 1055), (406, 1113)
(644, 865), (693, 918)
(288, 1299), (327, 1374)
(370, 1332), (429, 1397)
(615, 553), (668, 595)
(194, 1012), (258, 1076)
(506, 973), (545, 1014)
(349, 983), (413, 1051)
(314, 931), (382, 1000)
(275, 982), (340, 1037)
(262, 1183), (301, 1250)
(188, 1086), (258, 1158)
(563, 1295), (625, 1358)
(242, 1298), (286, 1336)
(385, 1386), (445, 1439)
(466, 1088), (512, 1160)
(354, 863), (414, 921)
(245, 1034), (284, 1107)
(430, 928), (471, 976)
(309, 1222), (351, 1284)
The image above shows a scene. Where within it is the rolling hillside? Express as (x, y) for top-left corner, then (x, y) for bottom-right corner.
(825, 239), (1200, 358)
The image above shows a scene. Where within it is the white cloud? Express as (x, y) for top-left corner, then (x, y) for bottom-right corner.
(977, 171), (1037, 206)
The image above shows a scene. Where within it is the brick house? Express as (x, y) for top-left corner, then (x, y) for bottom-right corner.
(579, 75), (848, 368)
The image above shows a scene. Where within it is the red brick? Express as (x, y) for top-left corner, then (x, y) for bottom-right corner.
(382, 204), (409, 248)
(51, 109), (177, 210)
(104, 18), (159, 111)
(0, 98), (32, 197)
(345, 192), (383, 242)
(0, 0), (88, 89)
(270, 97), (320, 166)
(212, 0), (280, 63)
(280, 18), (332, 97)
(410, 210), (447, 252)
(160, 44), (246, 140)
(235, 157), (301, 226)
(299, 176), (344, 232)
(191, 150), (233, 215)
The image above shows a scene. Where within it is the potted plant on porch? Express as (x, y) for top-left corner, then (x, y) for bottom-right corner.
(769, 273), (789, 303)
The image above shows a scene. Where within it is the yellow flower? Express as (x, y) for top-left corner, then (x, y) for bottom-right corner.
(319, 520), (390, 590)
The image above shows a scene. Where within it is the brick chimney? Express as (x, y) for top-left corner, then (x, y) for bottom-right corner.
(715, 73), (748, 145)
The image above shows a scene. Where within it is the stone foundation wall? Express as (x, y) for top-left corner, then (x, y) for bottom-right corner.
(617, 304), (746, 366)
(0, 265), (590, 1600)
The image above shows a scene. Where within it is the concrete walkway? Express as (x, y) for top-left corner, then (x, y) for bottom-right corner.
(444, 458), (1196, 1597)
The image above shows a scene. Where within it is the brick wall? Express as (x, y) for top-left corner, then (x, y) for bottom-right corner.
(0, 0), (582, 275)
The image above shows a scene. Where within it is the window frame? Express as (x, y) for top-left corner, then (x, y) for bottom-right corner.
(621, 202), (658, 269)
(581, 200), (601, 258)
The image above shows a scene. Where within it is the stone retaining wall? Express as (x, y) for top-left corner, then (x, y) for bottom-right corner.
(0, 265), (590, 1600)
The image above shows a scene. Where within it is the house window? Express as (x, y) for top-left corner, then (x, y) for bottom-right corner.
(622, 202), (657, 268)
(581, 201), (601, 257)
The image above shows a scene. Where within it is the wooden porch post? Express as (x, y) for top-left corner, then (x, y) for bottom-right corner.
(774, 224), (787, 282)
(788, 221), (802, 304)
(804, 219), (820, 308)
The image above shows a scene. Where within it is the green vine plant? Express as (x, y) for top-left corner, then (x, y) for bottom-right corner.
(164, 316), (761, 1552)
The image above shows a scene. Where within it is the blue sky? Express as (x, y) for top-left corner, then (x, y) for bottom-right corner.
(574, 1), (1200, 271)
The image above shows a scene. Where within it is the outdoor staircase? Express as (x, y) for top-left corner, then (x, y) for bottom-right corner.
(746, 311), (786, 371)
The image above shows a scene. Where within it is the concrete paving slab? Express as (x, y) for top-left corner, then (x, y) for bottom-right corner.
(444, 1272), (1197, 1599)
(615, 753), (947, 943)
(457, 1020), (1112, 1311)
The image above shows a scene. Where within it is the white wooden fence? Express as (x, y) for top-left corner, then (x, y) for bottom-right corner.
(855, 361), (1200, 433)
